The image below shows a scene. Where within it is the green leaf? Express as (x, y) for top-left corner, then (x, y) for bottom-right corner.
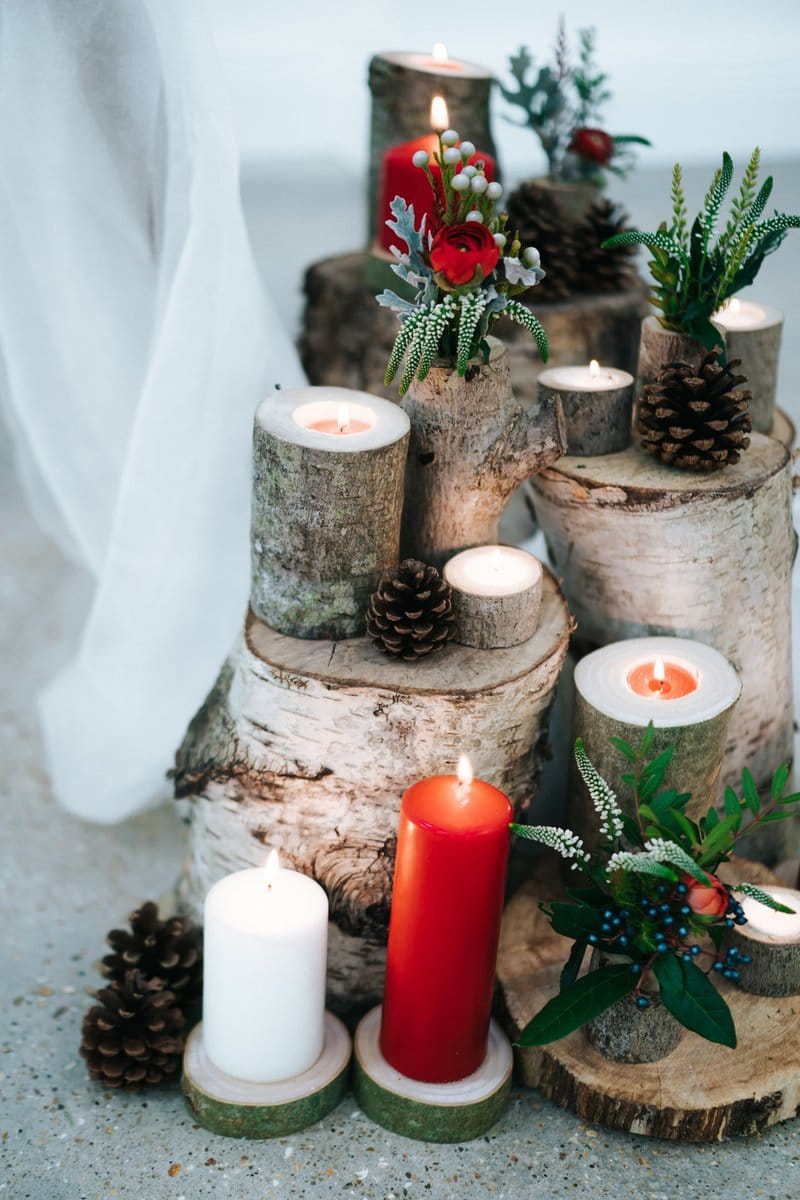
(641, 723), (655, 756)
(546, 901), (603, 941)
(779, 791), (800, 807)
(771, 762), (790, 802)
(734, 883), (795, 914)
(516, 965), (636, 1047)
(609, 736), (637, 763)
(560, 941), (588, 990)
(652, 955), (736, 1048)
(741, 768), (760, 815)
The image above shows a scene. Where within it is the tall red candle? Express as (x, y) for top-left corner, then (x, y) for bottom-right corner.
(379, 759), (512, 1083)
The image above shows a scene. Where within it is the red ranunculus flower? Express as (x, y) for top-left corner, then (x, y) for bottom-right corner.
(681, 872), (729, 917)
(569, 127), (614, 167)
(429, 222), (501, 288)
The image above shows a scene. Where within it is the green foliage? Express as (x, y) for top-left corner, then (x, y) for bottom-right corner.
(652, 954), (736, 1047)
(603, 149), (800, 349)
(516, 964), (636, 1046)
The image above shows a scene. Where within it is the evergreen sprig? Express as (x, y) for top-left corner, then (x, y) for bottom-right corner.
(604, 149), (800, 351)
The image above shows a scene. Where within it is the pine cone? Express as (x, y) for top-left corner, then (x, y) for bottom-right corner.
(574, 199), (638, 294)
(366, 559), (454, 660)
(80, 970), (186, 1088)
(639, 347), (752, 471)
(504, 182), (579, 301)
(102, 902), (202, 1012)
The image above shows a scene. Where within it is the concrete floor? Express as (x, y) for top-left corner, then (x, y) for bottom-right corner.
(3, 162), (800, 1199)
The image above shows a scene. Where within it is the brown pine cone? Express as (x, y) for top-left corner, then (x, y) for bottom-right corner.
(639, 346), (752, 471)
(504, 181), (579, 301)
(80, 970), (186, 1089)
(366, 559), (454, 660)
(574, 199), (638, 294)
(102, 902), (202, 1012)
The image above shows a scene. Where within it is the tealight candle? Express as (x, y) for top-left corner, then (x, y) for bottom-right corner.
(379, 755), (512, 1083)
(443, 545), (543, 648)
(296, 401), (374, 436)
(537, 361), (635, 455)
(572, 637), (741, 825)
(729, 885), (800, 997)
(202, 851), (328, 1082)
(711, 298), (784, 433)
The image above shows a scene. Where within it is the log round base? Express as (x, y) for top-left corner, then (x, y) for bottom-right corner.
(498, 865), (800, 1141)
(352, 1006), (512, 1143)
(181, 1013), (351, 1139)
(173, 569), (571, 1015)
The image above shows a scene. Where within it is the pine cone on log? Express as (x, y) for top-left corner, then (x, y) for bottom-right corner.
(101, 901), (202, 1014)
(366, 559), (454, 660)
(639, 347), (752, 471)
(504, 181), (579, 301)
(80, 971), (186, 1089)
(575, 199), (638, 294)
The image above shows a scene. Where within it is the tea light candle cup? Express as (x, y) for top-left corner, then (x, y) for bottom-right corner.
(537, 361), (635, 456)
(729, 885), (800, 997)
(711, 299), (784, 433)
(443, 546), (543, 649)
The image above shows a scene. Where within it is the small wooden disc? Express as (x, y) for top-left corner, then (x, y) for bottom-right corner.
(182, 1013), (351, 1138)
(352, 1006), (512, 1143)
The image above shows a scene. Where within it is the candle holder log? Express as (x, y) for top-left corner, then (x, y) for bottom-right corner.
(367, 52), (496, 246)
(637, 316), (706, 390)
(172, 569), (571, 1015)
(713, 306), (784, 434)
(399, 339), (565, 567)
(537, 369), (634, 456)
(496, 859), (800, 1141)
(299, 252), (649, 406)
(352, 1006), (512, 1143)
(181, 1013), (351, 1138)
(527, 435), (797, 860)
(729, 886), (800, 997)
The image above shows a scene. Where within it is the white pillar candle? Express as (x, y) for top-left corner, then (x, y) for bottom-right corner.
(537, 361), (635, 456)
(444, 546), (543, 649)
(203, 851), (329, 1083)
(711, 298), (784, 434)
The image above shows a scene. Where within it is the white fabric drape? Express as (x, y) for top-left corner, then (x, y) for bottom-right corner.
(0, 0), (305, 822)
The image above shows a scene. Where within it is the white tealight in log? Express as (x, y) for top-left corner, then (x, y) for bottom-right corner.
(729, 886), (800, 997)
(572, 638), (741, 830)
(537, 360), (634, 456)
(711, 298), (783, 433)
(443, 546), (543, 649)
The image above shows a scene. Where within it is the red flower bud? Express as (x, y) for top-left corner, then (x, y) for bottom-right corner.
(569, 127), (614, 167)
(681, 873), (729, 917)
(428, 221), (501, 288)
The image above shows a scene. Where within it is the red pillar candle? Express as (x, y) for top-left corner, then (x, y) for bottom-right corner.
(379, 757), (512, 1083)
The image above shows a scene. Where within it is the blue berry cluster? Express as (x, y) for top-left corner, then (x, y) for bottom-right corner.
(711, 944), (751, 980)
(723, 895), (747, 928)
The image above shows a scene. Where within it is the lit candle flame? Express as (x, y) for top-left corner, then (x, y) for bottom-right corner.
(336, 404), (350, 433)
(589, 359), (600, 377)
(728, 297), (741, 315)
(264, 848), (280, 888)
(432, 42), (448, 62)
(456, 754), (474, 788)
(489, 546), (503, 574)
(430, 95), (449, 131)
(653, 658), (666, 683)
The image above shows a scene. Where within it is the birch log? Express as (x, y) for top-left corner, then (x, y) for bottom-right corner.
(537, 368), (634, 456)
(527, 436), (797, 855)
(367, 52), (496, 246)
(730, 885), (800, 996)
(637, 316), (706, 390)
(712, 304), (783, 433)
(173, 570), (571, 1015)
(399, 339), (565, 567)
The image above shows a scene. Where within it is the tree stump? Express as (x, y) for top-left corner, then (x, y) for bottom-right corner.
(173, 570), (571, 1015)
(399, 340), (565, 567)
(527, 436), (797, 851)
(496, 859), (800, 1141)
(299, 252), (649, 409)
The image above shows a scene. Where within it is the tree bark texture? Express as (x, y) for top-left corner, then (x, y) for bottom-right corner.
(721, 316), (783, 434)
(367, 53), (496, 246)
(537, 376), (634, 456)
(729, 888), (800, 997)
(173, 572), (571, 1015)
(584, 952), (683, 1063)
(299, 252), (648, 408)
(399, 339), (565, 567)
(446, 577), (542, 650)
(497, 861), (800, 1140)
(251, 395), (409, 640)
(637, 316), (707, 390)
(527, 436), (796, 821)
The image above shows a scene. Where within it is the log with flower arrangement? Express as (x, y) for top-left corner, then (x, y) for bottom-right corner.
(498, 729), (800, 1140)
(528, 151), (799, 848)
(172, 128), (574, 1017)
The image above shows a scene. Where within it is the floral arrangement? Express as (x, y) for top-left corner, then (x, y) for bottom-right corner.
(512, 727), (799, 1048)
(499, 23), (650, 184)
(603, 148), (800, 350)
(376, 128), (549, 396)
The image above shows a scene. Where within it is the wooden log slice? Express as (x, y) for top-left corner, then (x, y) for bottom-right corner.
(299, 252), (649, 410)
(173, 569), (571, 1015)
(527, 436), (796, 840)
(496, 860), (800, 1141)
(182, 1013), (351, 1139)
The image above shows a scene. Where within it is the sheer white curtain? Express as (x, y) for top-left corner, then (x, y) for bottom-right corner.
(0, 0), (305, 822)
